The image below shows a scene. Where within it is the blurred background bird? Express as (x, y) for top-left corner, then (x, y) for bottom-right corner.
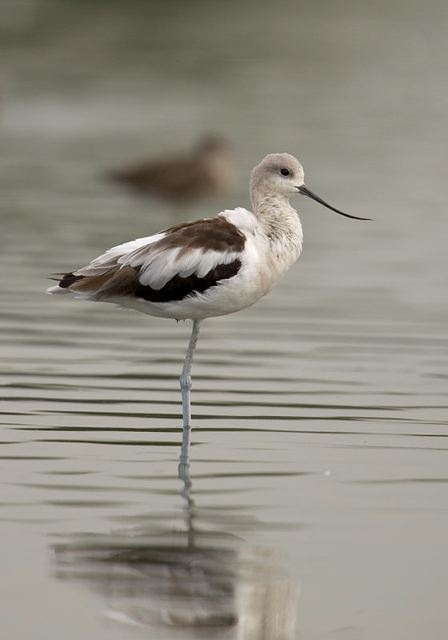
(107, 134), (235, 206)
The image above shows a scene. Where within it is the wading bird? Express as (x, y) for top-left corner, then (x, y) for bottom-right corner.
(48, 153), (369, 462)
(107, 134), (234, 205)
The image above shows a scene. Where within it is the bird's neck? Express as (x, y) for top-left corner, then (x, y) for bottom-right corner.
(252, 193), (303, 246)
(251, 190), (290, 213)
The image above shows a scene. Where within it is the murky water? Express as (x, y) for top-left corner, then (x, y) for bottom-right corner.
(1, 1), (448, 638)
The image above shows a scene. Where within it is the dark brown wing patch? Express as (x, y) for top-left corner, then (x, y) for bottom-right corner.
(163, 217), (245, 254)
(129, 217), (245, 301)
(58, 267), (137, 298)
(127, 217), (245, 266)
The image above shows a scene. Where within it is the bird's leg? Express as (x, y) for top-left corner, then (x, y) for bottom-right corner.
(179, 320), (201, 464)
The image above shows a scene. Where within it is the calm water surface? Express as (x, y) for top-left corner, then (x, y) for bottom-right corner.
(1, 1), (448, 639)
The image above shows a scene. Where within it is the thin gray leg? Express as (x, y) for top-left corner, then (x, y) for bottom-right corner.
(179, 320), (201, 464)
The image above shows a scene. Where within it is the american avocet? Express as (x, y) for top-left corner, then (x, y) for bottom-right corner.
(108, 134), (234, 204)
(48, 152), (369, 461)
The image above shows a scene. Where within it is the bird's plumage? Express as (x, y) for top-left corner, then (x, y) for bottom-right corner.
(49, 205), (302, 320)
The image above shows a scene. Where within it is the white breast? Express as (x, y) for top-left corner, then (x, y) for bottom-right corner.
(213, 206), (303, 311)
(249, 210), (303, 297)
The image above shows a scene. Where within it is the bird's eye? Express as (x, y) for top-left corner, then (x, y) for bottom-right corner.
(280, 168), (290, 176)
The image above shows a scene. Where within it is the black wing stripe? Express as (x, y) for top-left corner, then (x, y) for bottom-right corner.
(135, 259), (241, 303)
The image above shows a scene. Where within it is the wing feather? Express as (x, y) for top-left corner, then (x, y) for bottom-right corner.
(50, 214), (247, 300)
(75, 233), (166, 277)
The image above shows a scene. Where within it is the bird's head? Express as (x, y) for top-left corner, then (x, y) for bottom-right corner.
(250, 152), (370, 220)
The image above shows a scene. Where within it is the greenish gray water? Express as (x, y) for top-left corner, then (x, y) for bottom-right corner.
(1, 1), (448, 638)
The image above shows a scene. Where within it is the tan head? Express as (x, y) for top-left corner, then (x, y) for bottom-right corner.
(250, 152), (370, 220)
(250, 153), (304, 203)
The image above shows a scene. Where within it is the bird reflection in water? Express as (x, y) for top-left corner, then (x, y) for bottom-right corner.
(53, 454), (298, 639)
